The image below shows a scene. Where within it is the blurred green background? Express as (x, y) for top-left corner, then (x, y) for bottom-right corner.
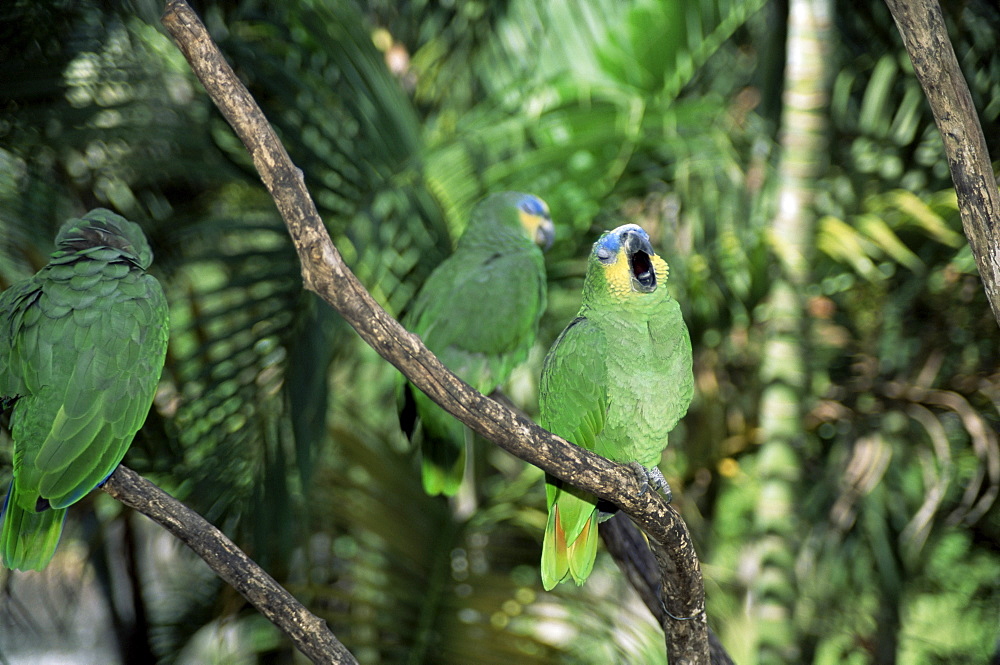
(1, 0), (998, 663)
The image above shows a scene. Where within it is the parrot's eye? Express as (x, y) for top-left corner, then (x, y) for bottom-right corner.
(596, 247), (614, 263)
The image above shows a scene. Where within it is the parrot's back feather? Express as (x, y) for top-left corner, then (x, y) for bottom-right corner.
(0, 209), (169, 570)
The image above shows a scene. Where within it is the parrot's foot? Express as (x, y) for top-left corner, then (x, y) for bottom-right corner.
(627, 462), (672, 503)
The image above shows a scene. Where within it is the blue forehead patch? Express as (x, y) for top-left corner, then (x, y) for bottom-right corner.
(595, 223), (647, 256)
(518, 195), (548, 217)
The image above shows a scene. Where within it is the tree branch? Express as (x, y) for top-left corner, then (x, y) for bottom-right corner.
(601, 515), (734, 665)
(884, 0), (1000, 328)
(101, 466), (358, 665)
(159, 0), (709, 661)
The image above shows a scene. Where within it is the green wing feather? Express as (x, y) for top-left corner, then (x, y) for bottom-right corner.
(404, 247), (546, 495)
(538, 316), (608, 590)
(400, 193), (550, 496)
(0, 209), (169, 571)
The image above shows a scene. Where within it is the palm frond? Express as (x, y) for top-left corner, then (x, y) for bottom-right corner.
(219, 0), (451, 316)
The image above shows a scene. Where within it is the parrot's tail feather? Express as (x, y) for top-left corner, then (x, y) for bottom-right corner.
(398, 384), (419, 441)
(418, 413), (467, 496)
(567, 511), (599, 585)
(541, 497), (600, 589)
(420, 446), (465, 496)
(406, 390), (468, 496)
(541, 506), (570, 590)
(1, 484), (66, 571)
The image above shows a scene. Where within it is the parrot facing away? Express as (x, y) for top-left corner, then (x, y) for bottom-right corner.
(538, 223), (693, 590)
(399, 192), (554, 496)
(0, 209), (169, 571)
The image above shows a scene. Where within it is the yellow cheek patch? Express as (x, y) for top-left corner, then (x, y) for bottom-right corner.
(604, 252), (634, 300)
(602, 250), (670, 301)
(519, 210), (545, 240)
(651, 254), (669, 281)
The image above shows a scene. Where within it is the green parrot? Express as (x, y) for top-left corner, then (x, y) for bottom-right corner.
(538, 223), (692, 590)
(0, 209), (169, 571)
(400, 192), (554, 496)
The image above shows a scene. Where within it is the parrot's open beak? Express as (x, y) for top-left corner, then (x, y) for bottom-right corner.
(623, 229), (657, 293)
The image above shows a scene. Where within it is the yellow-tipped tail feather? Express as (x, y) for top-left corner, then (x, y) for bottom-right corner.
(541, 502), (599, 590)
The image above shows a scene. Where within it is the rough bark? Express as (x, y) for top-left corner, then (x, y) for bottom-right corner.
(884, 0), (1000, 327)
(601, 515), (735, 665)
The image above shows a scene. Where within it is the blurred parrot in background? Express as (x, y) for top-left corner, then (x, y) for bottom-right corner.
(538, 223), (692, 589)
(0, 209), (169, 571)
(399, 192), (554, 496)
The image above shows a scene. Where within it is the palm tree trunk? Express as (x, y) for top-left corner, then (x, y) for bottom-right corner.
(751, 0), (833, 662)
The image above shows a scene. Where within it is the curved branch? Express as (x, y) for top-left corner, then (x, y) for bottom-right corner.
(884, 0), (1000, 327)
(159, 0), (709, 661)
(601, 515), (734, 665)
(101, 466), (358, 665)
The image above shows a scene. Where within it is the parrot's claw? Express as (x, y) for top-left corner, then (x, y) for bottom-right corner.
(627, 462), (673, 503)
